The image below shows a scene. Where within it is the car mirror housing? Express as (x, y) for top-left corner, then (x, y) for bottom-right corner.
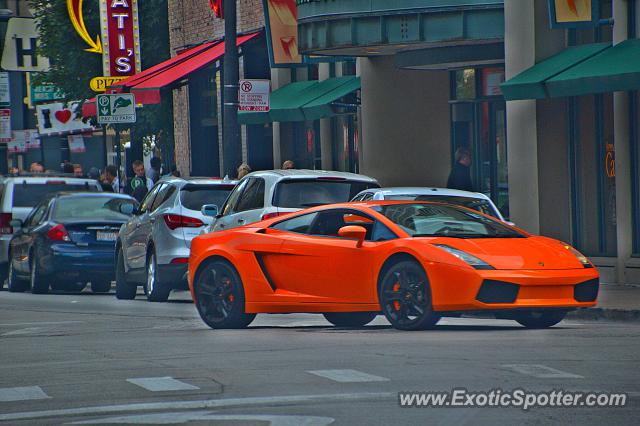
(9, 219), (23, 229)
(338, 225), (367, 248)
(201, 204), (219, 218)
(119, 203), (135, 216)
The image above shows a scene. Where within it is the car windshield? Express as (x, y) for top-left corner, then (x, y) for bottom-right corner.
(13, 183), (98, 207)
(373, 203), (525, 238)
(180, 184), (235, 211)
(274, 179), (379, 208)
(385, 194), (499, 218)
(52, 196), (136, 221)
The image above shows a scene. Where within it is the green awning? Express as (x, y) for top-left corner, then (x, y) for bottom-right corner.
(239, 76), (360, 124)
(501, 43), (609, 101)
(546, 38), (640, 97)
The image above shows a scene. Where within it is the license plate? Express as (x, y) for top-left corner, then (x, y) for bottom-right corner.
(96, 231), (118, 241)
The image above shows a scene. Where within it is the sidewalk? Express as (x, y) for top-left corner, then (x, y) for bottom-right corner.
(568, 284), (640, 322)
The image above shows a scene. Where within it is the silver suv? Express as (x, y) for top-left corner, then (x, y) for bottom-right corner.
(0, 175), (102, 286)
(115, 177), (236, 302)
(209, 170), (379, 232)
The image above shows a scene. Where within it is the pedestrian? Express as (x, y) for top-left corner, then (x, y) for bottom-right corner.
(103, 165), (119, 193)
(87, 167), (101, 181)
(124, 160), (154, 202)
(62, 162), (75, 175)
(9, 166), (20, 176)
(282, 160), (295, 170)
(237, 163), (251, 179)
(147, 157), (162, 183)
(446, 147), (474, 192)
(29, 162), (45, 174)
(73, 164), (84, 178)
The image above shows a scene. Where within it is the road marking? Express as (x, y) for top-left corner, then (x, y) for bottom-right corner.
(0, 386), (49, 402)
(0, 392), (393, 422)
(0, 321), (81, 327)
(307, 369), (389, 383)
(126, 377), (200, 392)
(502, 364), (584, 379)
(71, 413), (334, 425)
(1, 327), (44, 336)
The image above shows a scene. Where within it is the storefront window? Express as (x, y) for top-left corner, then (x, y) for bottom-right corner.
(454, 69), (476, 100)
(332, 114), (359, 173)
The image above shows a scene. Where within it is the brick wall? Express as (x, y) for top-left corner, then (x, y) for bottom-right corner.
(167, 0), (265, 176)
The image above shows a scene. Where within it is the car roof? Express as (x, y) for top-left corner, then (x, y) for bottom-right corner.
(361, 187), (491, 200)
(157, 176), (238, 186)
(2, 176), (100, 185)
(51, 192), (135, 200)
(243, 169), (378, 182)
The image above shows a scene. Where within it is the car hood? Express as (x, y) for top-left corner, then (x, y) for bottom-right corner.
(424, 236), (585, 270)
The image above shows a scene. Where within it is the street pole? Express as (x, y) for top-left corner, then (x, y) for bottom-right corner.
(222, 0), (240, 178)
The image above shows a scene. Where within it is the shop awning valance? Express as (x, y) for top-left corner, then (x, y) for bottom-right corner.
(239, 76), (361, 125)
(501, 43), (609, 101)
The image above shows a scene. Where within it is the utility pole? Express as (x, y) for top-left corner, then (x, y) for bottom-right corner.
(222, 0), (240, 178)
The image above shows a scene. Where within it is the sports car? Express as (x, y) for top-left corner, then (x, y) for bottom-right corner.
(188, 201), (599, 331)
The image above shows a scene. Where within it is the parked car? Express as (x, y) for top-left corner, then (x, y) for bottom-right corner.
(207, 170), (380, 233)
(189, 200), (598, 331)
(7, 192), (137, 294)
(0, 175), (102, 287)
(115, 177), (237, 302)
(352, 187), (510, 223)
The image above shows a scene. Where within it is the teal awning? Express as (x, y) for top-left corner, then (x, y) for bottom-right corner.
(239, 76), (360, 124)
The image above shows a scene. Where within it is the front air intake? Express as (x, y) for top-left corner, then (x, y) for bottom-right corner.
(574, 278), (599, 302)
(476, 280), (519, 304)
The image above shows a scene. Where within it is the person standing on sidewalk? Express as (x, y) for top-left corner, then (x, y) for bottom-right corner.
(125, 160), (154, 202)
(446, 147), (474, 192)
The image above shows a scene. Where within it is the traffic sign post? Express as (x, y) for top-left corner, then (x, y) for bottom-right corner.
(238, 79), (270, 112)
(96, 93), (136, 124)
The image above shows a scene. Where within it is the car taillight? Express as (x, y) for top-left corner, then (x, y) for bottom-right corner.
(0, 213), (12, 234)
(163, 214), (204, 230)
(170, 257), (189, 264)
(47, 224), (70, 241)
(261, 211), (292, 220)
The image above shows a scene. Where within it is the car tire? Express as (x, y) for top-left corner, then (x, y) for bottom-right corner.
(515, 309), (567, 329)
(30, 257), (49, 294)
(194, 259), (256, 329)
(7, 259), (28, 293)
(115, 248), (136, 300)
(91, 280), (112, 294)
(323, 312), (377, 327)
(145, 251), (170, 302)
(378, 260), (440, 331)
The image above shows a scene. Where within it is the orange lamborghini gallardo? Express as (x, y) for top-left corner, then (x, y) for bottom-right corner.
(188, 201), (599, 331)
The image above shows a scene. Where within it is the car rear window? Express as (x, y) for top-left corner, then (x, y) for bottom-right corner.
(52, 196), (136, 221)
(273, 179), (379, 208)
(12, 183), (99, 207)
(180, 184), (235, 211)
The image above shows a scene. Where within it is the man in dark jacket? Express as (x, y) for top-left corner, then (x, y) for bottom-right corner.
(446, 147), (474, 192)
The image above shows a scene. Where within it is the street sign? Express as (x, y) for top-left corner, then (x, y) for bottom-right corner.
(0, 73), (10, 106)
(31, 83), (64, 103)
(0, 109), (11, 142)
(96, 93), (136, 124)
(238, 79), (270, 112)
(90, 76), (129, 92)
(0, 18), (50, 72)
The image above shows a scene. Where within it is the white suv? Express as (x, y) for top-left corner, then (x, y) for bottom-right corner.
(0, 175), (102, 285)
(209, 170), (379, 232)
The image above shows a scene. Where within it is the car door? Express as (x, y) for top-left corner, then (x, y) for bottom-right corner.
(230, 177), (266, 227)
(265, 208), (393, 304)
(211, 179), (248, 231)
(123, 184), (162, 273)
(11, 201), (50, 274)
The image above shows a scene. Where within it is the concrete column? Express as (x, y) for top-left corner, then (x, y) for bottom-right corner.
(613, 0), (631, 284)
(270, 68), (291, 168)
(504, 0), (540, 234)
(356, 58), (364, 170)
(318, 63), (332, 170)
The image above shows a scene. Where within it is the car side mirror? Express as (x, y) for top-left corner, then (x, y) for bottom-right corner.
(9, 219), (23, 229)
(338, 225), (367, 248)
(201, 204), (219, 218)
(119, 203), (135, 215)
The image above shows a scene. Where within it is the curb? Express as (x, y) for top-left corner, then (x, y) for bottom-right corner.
(567, 307), (640, 322)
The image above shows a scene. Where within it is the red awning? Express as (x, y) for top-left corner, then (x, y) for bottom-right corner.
(130, 32), (260, 104)
(82, 98), (96, 118)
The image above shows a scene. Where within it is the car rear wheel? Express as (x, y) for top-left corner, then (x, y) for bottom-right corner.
(194, 260), (255, 329)
(323, 312), (377, 327)
(7, 259), (28, 293)
(145, 252), (170, 302)
(515, 309), (567, 329)
(379, 260), (440, 331)
(115, 248), (136, 300)
(30, 258), (49, 294)
(91, 280), (112, 293)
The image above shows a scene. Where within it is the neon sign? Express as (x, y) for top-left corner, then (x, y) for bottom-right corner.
(98, 0), (142, 77)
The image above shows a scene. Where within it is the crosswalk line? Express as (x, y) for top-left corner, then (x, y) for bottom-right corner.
(126, 377), (200, 392)
(0, 386), (50, 402)
(307, 369), (389, 383)
(502, 364), (584, 379)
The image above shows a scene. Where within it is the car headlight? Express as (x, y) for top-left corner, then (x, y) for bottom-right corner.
(562, 243), (593, 268)
(433, 244), (495, 270)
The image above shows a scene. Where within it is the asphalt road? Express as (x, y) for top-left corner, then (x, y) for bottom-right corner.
(0, 288), (638, 425)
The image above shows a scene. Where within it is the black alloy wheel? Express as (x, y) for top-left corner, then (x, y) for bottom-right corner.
(515, 309), (567, 329)
(323, 312), (377, 327)
(115, 248), (136, 300)
(379, 260), (440, 331)
(194, 260), (255, 329)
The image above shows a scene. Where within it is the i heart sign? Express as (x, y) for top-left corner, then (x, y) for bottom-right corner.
(55, 109), (72, 124)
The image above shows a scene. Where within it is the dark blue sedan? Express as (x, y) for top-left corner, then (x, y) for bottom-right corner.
(7, 192), (137, 294)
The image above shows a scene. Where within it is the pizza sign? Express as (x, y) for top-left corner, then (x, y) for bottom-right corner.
(99, 0), (142, 77)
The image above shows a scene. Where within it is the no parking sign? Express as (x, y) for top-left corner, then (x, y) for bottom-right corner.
(238, 79), (270, 112)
